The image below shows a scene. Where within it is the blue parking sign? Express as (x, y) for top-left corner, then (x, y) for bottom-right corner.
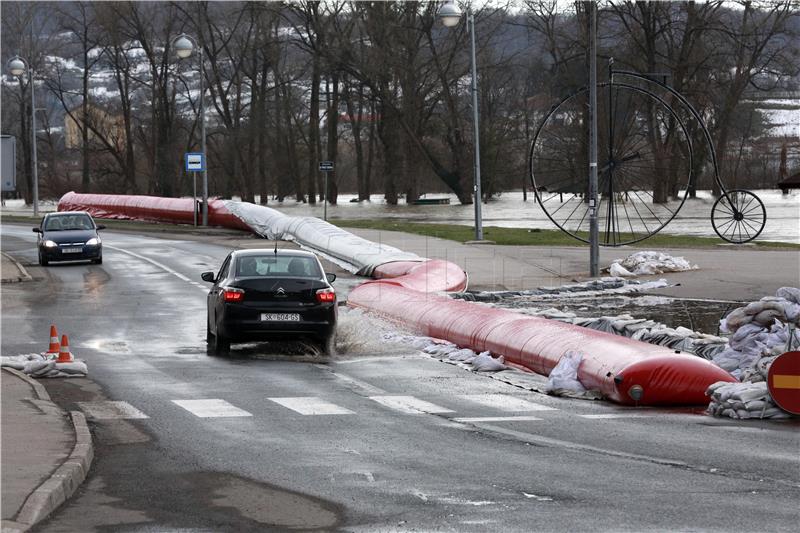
(185, 152), (205, 172)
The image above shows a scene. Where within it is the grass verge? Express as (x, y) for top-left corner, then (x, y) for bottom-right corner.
(331, 219), (800, 249)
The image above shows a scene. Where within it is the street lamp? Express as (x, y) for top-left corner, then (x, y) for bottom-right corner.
(172, 33), (208, 226)
(6, 55), (39, 217)
(438, 0), (483, 241)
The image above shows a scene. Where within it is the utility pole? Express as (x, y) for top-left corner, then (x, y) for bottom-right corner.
(468, 8), (484, 241)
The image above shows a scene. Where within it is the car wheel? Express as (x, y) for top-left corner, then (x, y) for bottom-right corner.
(213, 321), (230, 355)
(321, 333), (337, 356)
(205, 322), (215, 355)
(92, 255), (103, 265)
(39, 252), (48, 266)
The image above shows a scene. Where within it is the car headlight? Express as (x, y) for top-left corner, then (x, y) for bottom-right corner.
(44, 240), (58, 248)
(86, 237), (100, 246)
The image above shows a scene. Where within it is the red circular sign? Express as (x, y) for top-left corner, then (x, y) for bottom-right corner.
(767, 351), (800, 415)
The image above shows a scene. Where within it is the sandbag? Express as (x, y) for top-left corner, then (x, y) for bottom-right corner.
(55, 361), (89, 375)
(471, 352), (507, 372)
(546, 351), (586, 393)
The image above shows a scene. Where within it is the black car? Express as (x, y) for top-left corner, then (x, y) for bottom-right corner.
(33, 211), (105, 266)
(202, 249), (338, 355)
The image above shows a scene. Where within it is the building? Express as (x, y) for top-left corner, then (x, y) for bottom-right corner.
(64, 104), (125, 151)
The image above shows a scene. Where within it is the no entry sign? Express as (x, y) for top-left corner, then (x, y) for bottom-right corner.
(767, 351), (800, 415)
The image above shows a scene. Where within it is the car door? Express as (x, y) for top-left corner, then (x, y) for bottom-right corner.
(36, 217), (46, 250)
(208, 254), (232, 334)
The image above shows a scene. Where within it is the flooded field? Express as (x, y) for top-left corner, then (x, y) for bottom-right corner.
(267, 189), (800, 244)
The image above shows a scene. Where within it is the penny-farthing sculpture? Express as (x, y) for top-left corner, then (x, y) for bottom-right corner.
(529, 67), (766, 245)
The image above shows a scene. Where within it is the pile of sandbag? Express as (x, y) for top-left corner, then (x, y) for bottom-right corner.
(706, 381), (791, 419)
(705, 287), (800, 419)
(711, 287), (800, 380)
(502, 307), (727, 360)
(453, 277), (667, 302)
(607, 251), (697, 277)
(420, 341), (507, 372)
(1, 353), (88, 378)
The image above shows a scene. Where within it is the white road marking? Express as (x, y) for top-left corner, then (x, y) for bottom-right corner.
(369, 395), (454, 414)
(77, 401), (149, 420)
(172, 399), (252, 418)
(453, 416), (543, 423)
(318, 366), (387, 395)
(334, 356), (415, 365)
(461, 394), (557, 412)
(437, 496), (496, 506)
(523, 492), (554, 501)
(268, 397), (354, 415)
(106, 245), (190, 281)
(577, 413), (654, 419)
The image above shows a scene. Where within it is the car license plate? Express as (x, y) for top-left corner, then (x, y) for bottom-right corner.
(62, 247), (83, 253)
(261, 313), (300, 322)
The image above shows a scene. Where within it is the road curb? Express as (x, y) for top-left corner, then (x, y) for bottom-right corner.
(4, 367), (51, 401)
(4, 370), (94, 531)
(1, 252), (33, 283)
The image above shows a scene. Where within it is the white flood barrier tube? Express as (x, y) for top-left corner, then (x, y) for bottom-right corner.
(223, 201), (421, 275)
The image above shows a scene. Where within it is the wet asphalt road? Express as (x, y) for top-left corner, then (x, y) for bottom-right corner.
(2, 224), (799, 532)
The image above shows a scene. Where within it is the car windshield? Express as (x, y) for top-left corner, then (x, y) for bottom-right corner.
(45, 214), (94, 231)
(235, 255), (322, 279)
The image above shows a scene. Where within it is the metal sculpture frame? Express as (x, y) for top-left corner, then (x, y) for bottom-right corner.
(529, 65), (767, 246)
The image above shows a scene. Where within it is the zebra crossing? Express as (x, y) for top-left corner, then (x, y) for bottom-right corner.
(76, 394), (658, 422)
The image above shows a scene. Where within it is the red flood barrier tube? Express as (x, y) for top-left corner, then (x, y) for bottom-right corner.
(372, 260), (468, 293)
(348, 281), (736, 405)
(58, 192), (252, 232)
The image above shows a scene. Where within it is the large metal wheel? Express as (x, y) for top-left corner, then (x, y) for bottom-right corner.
(711, 189), (766, 244)
(529, 82), (693, 246)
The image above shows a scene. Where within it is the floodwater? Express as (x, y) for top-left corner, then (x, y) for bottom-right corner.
(267, 189), (800, 244)
(489, 293), (736, 336)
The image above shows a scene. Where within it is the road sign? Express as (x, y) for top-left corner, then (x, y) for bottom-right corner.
(185, 152), (205, 172)
(1, 135), (16, 192)
(319, 161), (334, 172)
(767, 351), (800, 415)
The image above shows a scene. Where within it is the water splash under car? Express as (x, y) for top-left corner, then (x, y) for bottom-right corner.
(202, 249), (338, 356)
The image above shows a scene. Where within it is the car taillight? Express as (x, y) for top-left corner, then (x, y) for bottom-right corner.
(316, 288), (335, 303)
(223, 288), (245, 302)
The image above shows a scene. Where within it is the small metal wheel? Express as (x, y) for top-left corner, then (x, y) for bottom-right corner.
(711, 189), (766, 244)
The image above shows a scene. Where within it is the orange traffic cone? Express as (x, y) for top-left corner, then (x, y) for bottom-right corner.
(45, 325), (60, 358)
(56, 335), (74, 363)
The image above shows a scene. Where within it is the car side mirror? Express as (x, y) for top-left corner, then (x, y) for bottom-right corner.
(326, 272), (337, 283)
(201, 271), (215, 283)
(96, 224), (106, 230)
(32, 227), (42, 233)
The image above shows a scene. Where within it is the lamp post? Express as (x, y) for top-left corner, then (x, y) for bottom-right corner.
(438, 0), (484, 241)
(173, 34), (208, 226)
(7, 56), (39, 217)
(588, 3), (599, 277)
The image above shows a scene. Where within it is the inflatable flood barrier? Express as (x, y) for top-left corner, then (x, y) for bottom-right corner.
(58, 191), (251, 231)
(58, 192), (736, 405)
(348, 281), (736, 405)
